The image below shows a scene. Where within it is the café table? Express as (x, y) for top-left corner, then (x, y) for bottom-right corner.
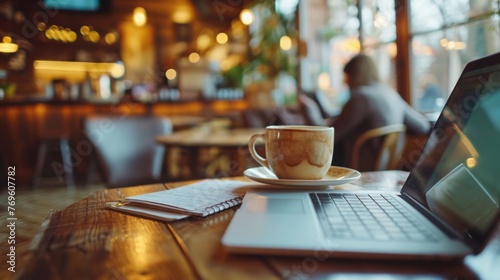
(156, 127), (264, 180)
(167, 115), (207, 131)
(18, 171), (500, 279)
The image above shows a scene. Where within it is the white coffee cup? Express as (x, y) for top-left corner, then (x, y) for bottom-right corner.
(248, 125), (334, 180)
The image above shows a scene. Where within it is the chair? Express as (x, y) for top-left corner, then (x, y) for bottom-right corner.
(83, 115), (172, 188)
(352, 124), (407, 171)
(297, 93), (329, 126)
(305, 90), (339, 119)
(33, 108), (75, 189)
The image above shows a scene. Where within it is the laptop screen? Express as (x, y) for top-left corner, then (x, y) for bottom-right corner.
(403, 53), (500, 251)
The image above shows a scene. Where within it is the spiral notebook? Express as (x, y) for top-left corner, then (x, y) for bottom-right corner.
(106, 179), (255, 222)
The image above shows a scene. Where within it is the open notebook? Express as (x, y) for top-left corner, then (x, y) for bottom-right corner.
(222, 52), (500, 260)
(107, 179), (255, 221)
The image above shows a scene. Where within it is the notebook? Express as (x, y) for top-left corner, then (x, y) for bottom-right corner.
(222, 52), (500, 260)
(106, 179), (254, 222)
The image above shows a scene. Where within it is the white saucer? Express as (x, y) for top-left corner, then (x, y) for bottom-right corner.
(243, 166), (361, 187)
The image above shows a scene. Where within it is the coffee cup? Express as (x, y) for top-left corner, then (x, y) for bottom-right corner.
(248, 125), (334, 180)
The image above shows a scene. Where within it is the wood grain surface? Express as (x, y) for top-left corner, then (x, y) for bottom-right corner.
(15, 172), (500, 280)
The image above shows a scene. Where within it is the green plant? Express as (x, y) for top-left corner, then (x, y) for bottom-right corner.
(245, 0), (297, 82)
(222, 64), (244, 88)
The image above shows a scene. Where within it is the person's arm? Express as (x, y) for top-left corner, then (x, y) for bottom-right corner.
(403, 102), (432, 135)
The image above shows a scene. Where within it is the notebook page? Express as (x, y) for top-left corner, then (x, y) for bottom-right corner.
(125, 179), (254, 214)
(106, 202), (189, 222)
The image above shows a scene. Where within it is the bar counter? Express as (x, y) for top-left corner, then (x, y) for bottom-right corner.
(0, 97), (248, 186)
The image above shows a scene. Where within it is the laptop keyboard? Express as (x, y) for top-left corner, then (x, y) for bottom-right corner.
(310, 193), (441, 242)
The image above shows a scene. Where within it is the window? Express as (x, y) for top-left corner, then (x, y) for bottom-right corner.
(410, 0), (500, 113)
(300, 0), (500, 114)
(299, 0), (398, 112)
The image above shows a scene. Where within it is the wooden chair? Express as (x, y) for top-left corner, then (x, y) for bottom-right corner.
(83, 115), (172, 188)
(297, 93), (329, 126)
(352, 124), (407, 171)
(33, 108), (75, 188)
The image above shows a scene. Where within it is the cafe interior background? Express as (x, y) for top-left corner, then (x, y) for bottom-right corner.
(1, 0), (500, 190)
(0, 0), (499, 272)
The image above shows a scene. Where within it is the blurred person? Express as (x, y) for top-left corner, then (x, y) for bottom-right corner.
(417, 74), (444, 112)
(327, 53), (431, 171)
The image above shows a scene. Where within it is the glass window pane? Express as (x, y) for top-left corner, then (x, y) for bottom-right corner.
(363, 0), (396, 45)
(470, 0), (500, 17)
(411, 17), (500, 112)
(410, 0), (470, 33)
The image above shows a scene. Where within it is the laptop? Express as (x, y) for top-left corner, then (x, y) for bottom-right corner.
(221, 52), (500, 260)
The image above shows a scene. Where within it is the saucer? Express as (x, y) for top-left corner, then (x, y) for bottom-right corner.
(243, 166), (361, 187)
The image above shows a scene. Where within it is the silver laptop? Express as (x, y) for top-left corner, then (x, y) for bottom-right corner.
(222, 53), (500, 260)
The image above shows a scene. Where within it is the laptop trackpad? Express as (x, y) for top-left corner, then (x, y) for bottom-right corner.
(245, 198), (305, 215)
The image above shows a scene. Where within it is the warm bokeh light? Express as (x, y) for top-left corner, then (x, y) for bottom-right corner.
(318, 72), (330, 91)
(80, 25), (90, 35)
(374, 13), (388, 28)
(37, 22), (46, 31)
(197, 33), (211, 51)
(44, 25), (78, 43)
(89, 31), (100, 43)
(466, 157), (477, 168)
(133, 7), (147, 27)
(3, 36), (12, 44)
(240, 9), (254, 25)
(0, 36), (18, 53)
(216, 32), (228, 44)
(440, 39), (448, 47)
(173, 9), (192, 23)
(280, 35), (292, 50)
(59, 29), (69, 42)
(188, 52), (200, 63)
(67, 31), (77, 42)
(387, 42), (398, 58)
(412, 41), (433, 56)
(33, 61), (124, 83)
(340, 38), (361, 52)
(165, 69), (177, 80)
(442, 40), (467, 50)
(110, 63), (125, 78)
(45, 29), (53, 39)
(231, 20), (245, 39)
(105, 32), (118, 45)
(220, 59), (232, 72)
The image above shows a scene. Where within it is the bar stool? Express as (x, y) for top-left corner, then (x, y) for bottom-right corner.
(32, 108), (75, 188)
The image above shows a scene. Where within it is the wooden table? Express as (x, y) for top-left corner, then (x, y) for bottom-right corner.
(157, 127), (264, 179)
(19, 171), (500, 279)
(167, 115), (207, 131)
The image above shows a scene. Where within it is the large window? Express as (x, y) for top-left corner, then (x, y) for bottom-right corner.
(300, 0), (398, 112)
(410, 0), (500, 113)
(300, 0), (500, 114)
